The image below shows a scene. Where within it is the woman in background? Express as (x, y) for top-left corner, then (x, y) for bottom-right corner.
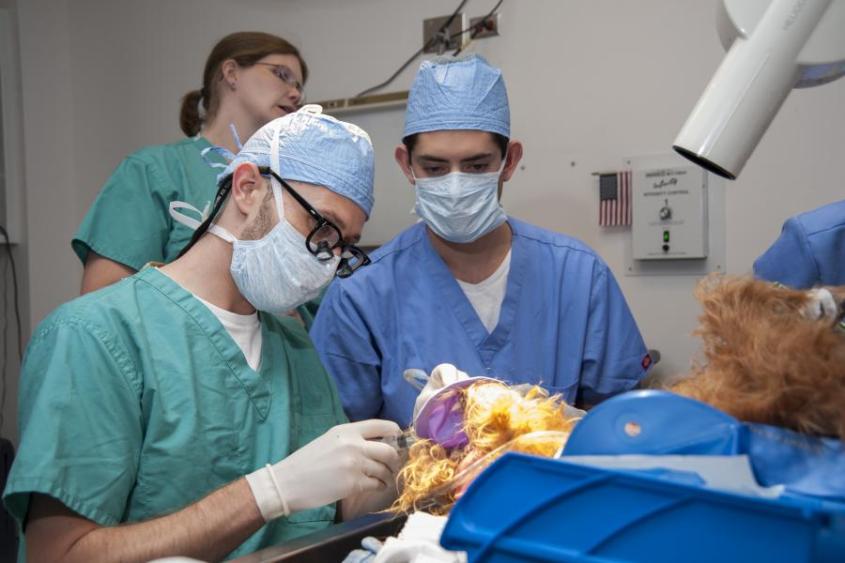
(75, 31), (306, 293)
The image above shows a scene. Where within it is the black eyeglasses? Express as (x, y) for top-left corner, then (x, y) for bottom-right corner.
(262, 168), (371, 278)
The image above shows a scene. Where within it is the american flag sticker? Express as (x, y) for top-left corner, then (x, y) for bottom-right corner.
(598, 171), (632, 227)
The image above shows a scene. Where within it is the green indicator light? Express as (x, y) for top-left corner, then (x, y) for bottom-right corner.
(663, 230), (670, 242)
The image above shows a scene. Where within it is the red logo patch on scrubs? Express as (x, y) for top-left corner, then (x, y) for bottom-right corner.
(641, 354), (652, 370)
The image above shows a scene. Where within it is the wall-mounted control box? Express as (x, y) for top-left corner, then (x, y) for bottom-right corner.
(632, 165), (708, 260)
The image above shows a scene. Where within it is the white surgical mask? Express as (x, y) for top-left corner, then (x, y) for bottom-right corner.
(413, 162), (507, 243)
(209, 176), (339, 315)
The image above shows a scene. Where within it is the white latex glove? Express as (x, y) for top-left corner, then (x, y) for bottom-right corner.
(246, 419), (401, 521)
(340, 469), (400, 521)
(803, 288), (839, 321)
(412, 364), (470, 422)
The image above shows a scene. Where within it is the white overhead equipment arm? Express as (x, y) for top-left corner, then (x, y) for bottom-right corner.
(673, 0), (845, 180)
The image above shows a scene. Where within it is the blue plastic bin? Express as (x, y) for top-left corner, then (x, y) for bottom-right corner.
(440, 452), (845, 563)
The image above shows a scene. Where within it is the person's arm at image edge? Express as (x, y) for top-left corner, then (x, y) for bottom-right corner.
(75, 155), (171, 295)
(80, 251), (137, 294)
(753, 218), (819, 289)
(577, 263), (650, 409)
(26, 480), (262, 563)
(310, 283), (386, 421)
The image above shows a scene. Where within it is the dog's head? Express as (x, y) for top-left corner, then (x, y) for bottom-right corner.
(670, 275), (845, 439)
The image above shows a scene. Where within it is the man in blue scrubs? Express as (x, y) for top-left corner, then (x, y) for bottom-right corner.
(310, 55), (650, 427)
(754, 199), (845, 289)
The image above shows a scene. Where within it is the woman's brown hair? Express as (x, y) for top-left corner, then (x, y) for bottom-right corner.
(179, 32), (308, 137)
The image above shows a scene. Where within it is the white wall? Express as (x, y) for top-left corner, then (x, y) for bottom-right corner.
(0, 0), (28, 447)
(12, 0), (845, 394)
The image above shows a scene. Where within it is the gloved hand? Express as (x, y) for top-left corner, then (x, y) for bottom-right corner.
(342, 536), (384, 563)
(803, 288), (839, 321)
(340, 470), (399, 521)
(411, 364), (470, 422)
(246, 419), (401, 521)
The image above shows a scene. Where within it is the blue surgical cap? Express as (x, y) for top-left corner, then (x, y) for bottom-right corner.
(223, 105), (376, 216)
(403, 54), (510, 139)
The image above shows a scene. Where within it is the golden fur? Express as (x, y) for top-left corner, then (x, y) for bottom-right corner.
(392, 382), (577, 515)
(669, 275), (845, 439)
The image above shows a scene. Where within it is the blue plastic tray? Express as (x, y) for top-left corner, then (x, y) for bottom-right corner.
(440, 452), (845, 563)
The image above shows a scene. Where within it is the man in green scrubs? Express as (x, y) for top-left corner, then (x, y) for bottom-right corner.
(3, 106), (400, 561)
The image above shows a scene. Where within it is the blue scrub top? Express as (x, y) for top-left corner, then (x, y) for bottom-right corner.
(310, 219), (650, 427)
(3, 268), (347, 560)
(754, 199), (845, 289)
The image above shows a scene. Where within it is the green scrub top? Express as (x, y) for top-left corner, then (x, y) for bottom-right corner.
(3, 268), (347, 560)
(72, 136), (226, 270)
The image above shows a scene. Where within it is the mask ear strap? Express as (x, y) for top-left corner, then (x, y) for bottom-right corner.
(269, 175), (285, 220)
(200, 145), (236, 168)
(208, 223), (238, 244)
(498, 149), (509, 174)
(269, 123), (285, 220)
(169, 201), (211, 231)
(229, 122), (244, 151)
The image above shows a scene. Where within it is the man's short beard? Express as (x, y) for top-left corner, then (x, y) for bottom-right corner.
(241, 188), (276, 240)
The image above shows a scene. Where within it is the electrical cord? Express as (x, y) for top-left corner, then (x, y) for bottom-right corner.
(1, 247), (6, 437)
(0, 225), (22, 437)
(453, 0), (504, 56)
(354, 0), (469, 98)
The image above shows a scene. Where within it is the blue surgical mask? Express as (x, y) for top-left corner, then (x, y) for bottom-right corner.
(413, 163), (507, 243)
(209, 177), (339, 315)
